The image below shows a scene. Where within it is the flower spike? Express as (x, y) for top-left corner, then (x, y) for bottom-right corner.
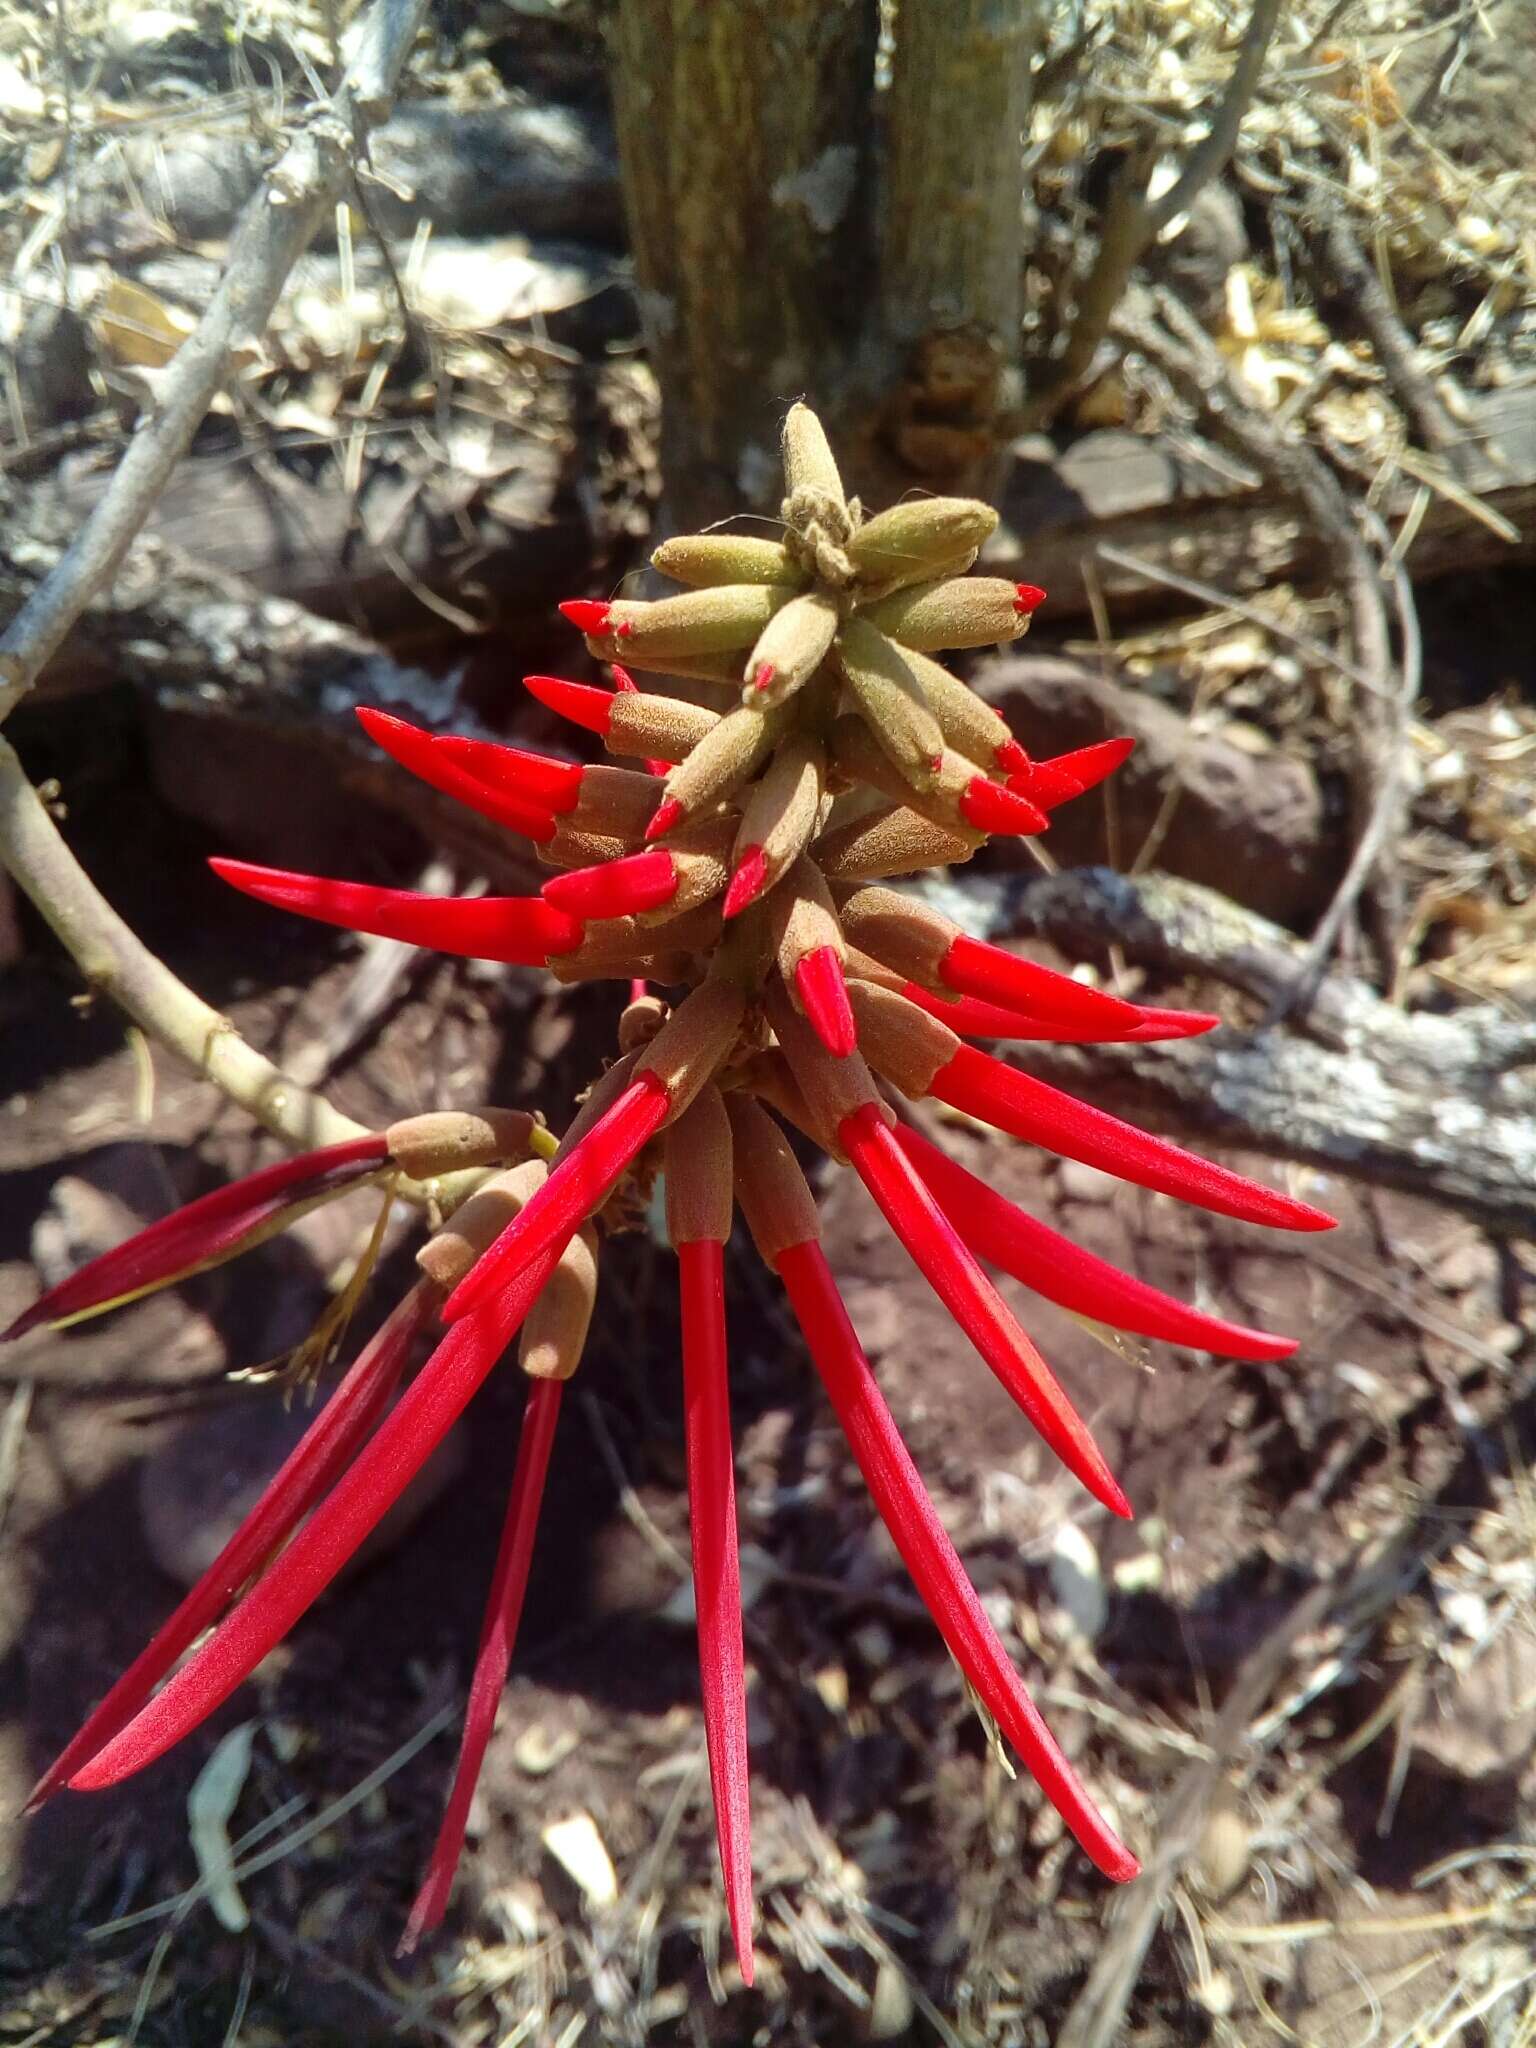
(401, 1375), (563, 1952)
(774, 1239), (1138, 1883)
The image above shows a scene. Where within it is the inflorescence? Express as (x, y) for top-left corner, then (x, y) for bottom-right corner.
(5, 404), (1335, 1974)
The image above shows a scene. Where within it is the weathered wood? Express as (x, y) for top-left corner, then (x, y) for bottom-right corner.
(992, 387), (1535, 619)
(972, 866), (1536, 1233)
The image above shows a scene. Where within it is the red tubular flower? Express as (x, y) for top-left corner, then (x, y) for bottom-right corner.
(774, 1239), (1138, 1883)
(356, 708), (562, 839)
(1010, 737), (1137, 808)
(937, 935), (1141, 1033)
(211, 860), (585, 965)
(69, 1255), (562, 1792)
(2, 1133), (388, 1341)
(838, 1105), (1130, 1518)
(931, 1045), (1337, 1233)
(893, 1126), (1296, 1360)
(445, 1074), (672, 1323)
(794, 946), (858, 1059)
(956, 775), (1049, 837)
(543, 847), (679, 920)
(723, 844), (769, 920)
(1013, 583), (1046, 616)
(28, 1283), (432, 1806)
(678, 1237), (754, 1981)
(643, 795), (687, 843)
(400, 1375), (563, 1954)
(897, 980), (1220, 1045)
(557, 599), (614, 636)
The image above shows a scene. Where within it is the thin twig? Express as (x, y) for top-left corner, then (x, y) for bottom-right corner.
(0, 0), (429, 723)
(1025, 0), (1284, 427)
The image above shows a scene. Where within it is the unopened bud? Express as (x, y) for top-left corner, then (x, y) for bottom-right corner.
(652, 534), (802, 588)
(846, 497), (998, 590)
(637, 978), (748, 1117)
(636, 815), (737, 927)
(835, 618), (946, 790)
(608, 690), (719, 764)
(586, 585), (791, 662)
(765, 980), (889, 1139)
(569, 763), (670, 842)
(781, 401), (845, 506)
(520, 1223), (598, 1380)
(659, 700), (785, 823)
(836, 884), (955, 986)
(741, 590), (840, 706)
(726, 1091), (822, 1259)
(896, 645), (1014, 768)
(386, 1108), (537, 1179)
(732, 734), (825, 897)
(768, 856), (843, 983)
(861, 576), (1032, 653)
(663, 1085), (734, 1245)
(814, 803), (980, 884)
(417, 1160), (545, 1290)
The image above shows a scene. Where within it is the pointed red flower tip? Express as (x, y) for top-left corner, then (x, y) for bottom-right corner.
(400, 1375), (563, 1954)
(1013, 736), (1136, 809)
(774, 1238), (1138, 1884)
(2, 1133), (389, 1343)
(678, 1239), (755, 1982)
(28, 1284), (430, 1806)
(994, 737), (1031, 777)
(723, 845), (769, 920)
(432, 732), (582, 813)
(523, 672), (613, 737)
(1124, 1007), (1221, 1042)
(959, 774), (1050, 837)
(933, 1043), (1338, 1233)
(940, 933), (1141, 1032)
(558, 599), (613, 636)
(752, 662), (776, 695)
(211, 860), (584, 965)
(794, 947), (858, 1059)
(837, 1105), (1130, 1518)
(894, 1125), (1297, 1362)
(899, 981), (1222, 1046)
(69, 1261), (561, 1792)
(354, 708), (558, 841)
(542, 846), (678, 921)
(1013, 583), (1046, 616)
(445, 1073), (672, 1325)
(643, 794), (687, 843)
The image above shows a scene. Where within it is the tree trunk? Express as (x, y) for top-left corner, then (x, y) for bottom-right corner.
(608, 0), (879, 528)
(607, 0), (1041, 528)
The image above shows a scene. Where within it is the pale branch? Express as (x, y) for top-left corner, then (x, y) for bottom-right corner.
(998, 867), (1536, 1233)
(0, 0), (429, 724)
(1023, 0), (1283, 428)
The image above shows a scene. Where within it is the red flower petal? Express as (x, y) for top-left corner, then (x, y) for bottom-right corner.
(958, 775), (1049, 836)
(933, 1045), (1337, 1232)
(542, 847), (679, 920)
(775, 1240), (1138, 1884)
(1013, 583), (1046, 616)
(354, 708), (559, 839)
(400, 1375), (563, 1953)
(29, 1284), (431, 1807)
(794, 947), (858, 1059)
(430, 733), (583, 812)
(723, 845), (769, 920)
(643, 795), (687, 843)
(558, 599), (613, 635)
(444, 1073), (672, 1324)
(69, 1260), (560, 1791)
(678, 1239), (754, 1982)
(894, 1127), (1296, 1360)
(939, 935), (1141, 1032)
(838, 1106), (1129, 1516)
(898, 982), (1220, 1045)
(523, 673), (613, 737)
(2, 1134), (388, 1342)
(211, 861), (584, 964)
(994, 737), (1031, 777)
(1010, 737), (1136, 810)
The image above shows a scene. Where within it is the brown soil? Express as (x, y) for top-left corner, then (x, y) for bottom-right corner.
(2, 703), (1534, 2047)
